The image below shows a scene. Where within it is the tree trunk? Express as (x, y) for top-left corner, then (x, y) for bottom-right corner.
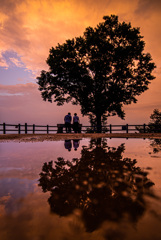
(96, 114), (102, 133)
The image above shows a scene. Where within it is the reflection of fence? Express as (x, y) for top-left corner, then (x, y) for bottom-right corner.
(0, 123), (148, 134)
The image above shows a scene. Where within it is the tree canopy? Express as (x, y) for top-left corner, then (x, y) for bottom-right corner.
(147, 109), (161, 133)
(37, 15), (156, 130)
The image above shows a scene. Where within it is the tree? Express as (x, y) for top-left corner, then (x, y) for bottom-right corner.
(147, 109), (161, 133)
(37, 15), (156, 132)
(136, 109), (161, 133)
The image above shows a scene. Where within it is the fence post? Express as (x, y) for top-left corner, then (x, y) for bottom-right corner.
(25, 123), (27, 134)
(126, 124), (128, 133)
(33, 124), (35, 134)
(3, 123), (6, 134)
(110, 124), (112, 133)
(18, 124), (21, 134)
(47, 125), (49, 134)
(143, 124), (146, 133)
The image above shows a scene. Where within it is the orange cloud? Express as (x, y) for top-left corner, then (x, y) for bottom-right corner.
(0, 0), (160, 74)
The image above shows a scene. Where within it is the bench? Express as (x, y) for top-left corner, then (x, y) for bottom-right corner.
(57, 124), (82, 133)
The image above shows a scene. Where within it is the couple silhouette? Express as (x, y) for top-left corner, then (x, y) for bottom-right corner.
(64, 112), (80, 133)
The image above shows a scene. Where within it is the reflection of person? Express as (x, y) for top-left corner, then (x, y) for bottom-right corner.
(64, 112), (71, 133)
(64, 140), (72, 151)
(73, 139), (80, 151)
(73, 113), (79, 133)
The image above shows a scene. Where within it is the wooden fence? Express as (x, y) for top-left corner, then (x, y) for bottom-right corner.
(0, 123), (147, 134)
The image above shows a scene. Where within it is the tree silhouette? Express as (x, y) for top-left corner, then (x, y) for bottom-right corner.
(39, 139), (155, 232)
(37, 15), (156, 132)
(149, 138), (161, 153)
(137, 109), (161, 133)
(148, 109), (161, 133)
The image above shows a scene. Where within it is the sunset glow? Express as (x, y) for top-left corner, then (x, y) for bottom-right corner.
(0, 0), (161, 125)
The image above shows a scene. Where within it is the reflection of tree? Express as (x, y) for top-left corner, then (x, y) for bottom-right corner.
(150, 139), (161, 153)
(39, 139), (155, 232)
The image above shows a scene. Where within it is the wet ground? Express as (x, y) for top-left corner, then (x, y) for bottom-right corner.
(0, 137), (161, 240)
(1, 133), (161, 142)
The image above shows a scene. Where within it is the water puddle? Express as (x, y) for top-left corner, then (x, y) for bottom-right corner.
(0, 138), (161, 239)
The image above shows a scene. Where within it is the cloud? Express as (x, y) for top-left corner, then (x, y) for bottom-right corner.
(1, 77), (161, 126)
(9, 57), (24, 67)
(0, 52), (9, 69)
(0, 83), (37, 94)
(2, 0), (160, 74)
(135, 0), (161, 16)
(1, 0), (97, 72)
(0, 82), (89, 125)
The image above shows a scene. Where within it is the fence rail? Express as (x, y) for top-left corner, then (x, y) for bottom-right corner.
(0, 123), (148, 134)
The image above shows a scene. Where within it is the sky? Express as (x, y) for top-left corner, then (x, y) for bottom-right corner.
(0, 0), (161, 126)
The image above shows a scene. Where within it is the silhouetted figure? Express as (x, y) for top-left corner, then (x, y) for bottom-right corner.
(64, 140), (72, 151)
(64, 112), (71, 133)
(73, 139), (80, 151)
(73, 113), (79, 133)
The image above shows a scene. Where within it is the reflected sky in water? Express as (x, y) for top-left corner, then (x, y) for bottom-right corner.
(0, 138), (161, 240)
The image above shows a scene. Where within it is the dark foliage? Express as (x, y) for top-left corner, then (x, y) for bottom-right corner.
(147, 109), (161, 133)
(37, 15), (156, 130)
(136, 109), (161, 133)
(39, 139), (155, 232)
